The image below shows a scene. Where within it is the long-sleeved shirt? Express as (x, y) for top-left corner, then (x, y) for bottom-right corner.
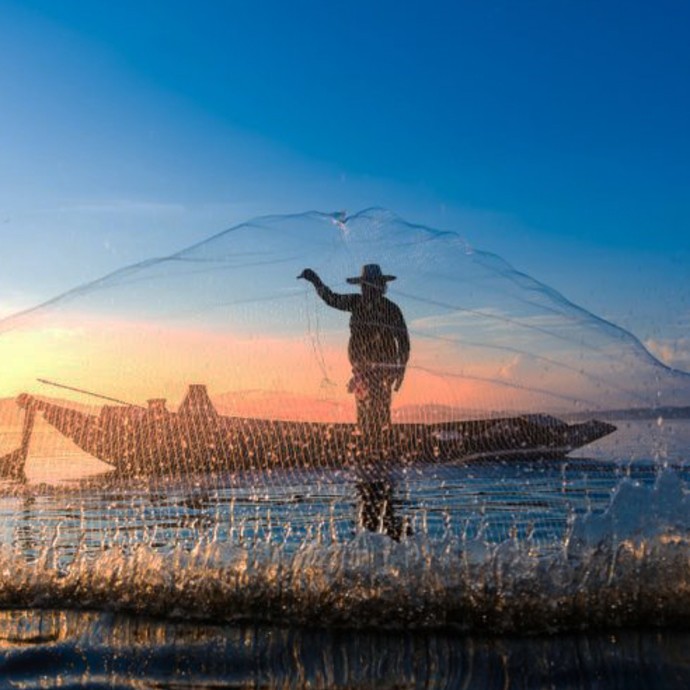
(315, 284), (410, 370)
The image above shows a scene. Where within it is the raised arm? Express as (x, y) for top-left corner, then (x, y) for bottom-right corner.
(298, 269), (357, 311)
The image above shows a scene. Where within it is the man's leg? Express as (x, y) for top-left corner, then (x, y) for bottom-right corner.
(367, 369), (393, 438)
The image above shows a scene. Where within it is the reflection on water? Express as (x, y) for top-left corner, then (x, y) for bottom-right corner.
(0, 608), (689, 689)
(356, 475), (410, 541)
(3, 457), (681, 568)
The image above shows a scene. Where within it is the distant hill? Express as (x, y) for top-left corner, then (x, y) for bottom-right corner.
(7, 391), (687, 428)
(392, 404), (513, 423)
(216, 396), (525, 424)
(212, 389), (354, 423)
(2, 391), (518, 426)
(569, 406), (690, 421)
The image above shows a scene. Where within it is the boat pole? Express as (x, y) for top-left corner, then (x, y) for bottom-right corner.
(37, 378), (145, 408)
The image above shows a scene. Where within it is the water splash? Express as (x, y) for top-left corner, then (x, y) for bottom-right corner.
(0, 464), (689, 633)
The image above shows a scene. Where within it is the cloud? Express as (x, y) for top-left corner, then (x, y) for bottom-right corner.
(645, 338), (690, 373)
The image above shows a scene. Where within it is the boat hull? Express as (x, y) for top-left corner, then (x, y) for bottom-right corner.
(7, 387), (616, 479)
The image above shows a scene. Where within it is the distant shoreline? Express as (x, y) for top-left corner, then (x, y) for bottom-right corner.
(569, 407), (690, 422)
(2, 396), (690, 424)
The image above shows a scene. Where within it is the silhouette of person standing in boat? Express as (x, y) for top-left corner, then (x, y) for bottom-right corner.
(298, 264), (410, 439)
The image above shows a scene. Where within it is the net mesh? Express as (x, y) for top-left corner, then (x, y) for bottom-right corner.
(0, 208), (689, 630)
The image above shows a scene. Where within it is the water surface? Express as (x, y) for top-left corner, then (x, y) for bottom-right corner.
(0, 418), (689, 687)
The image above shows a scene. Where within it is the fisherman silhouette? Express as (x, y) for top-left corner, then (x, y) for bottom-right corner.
(298, 264), (410, 439)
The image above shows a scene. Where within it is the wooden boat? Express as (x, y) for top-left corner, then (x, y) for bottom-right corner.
(0, 384), (616, 480)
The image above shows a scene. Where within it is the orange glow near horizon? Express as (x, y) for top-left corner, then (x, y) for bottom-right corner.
(0, 311), (581, 423)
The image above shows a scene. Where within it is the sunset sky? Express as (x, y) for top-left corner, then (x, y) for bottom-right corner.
(1, 1), (689, 415)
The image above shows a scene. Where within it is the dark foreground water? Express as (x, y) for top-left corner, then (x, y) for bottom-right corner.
(0, 419), (689, 687)
(2, 609), (690, 689)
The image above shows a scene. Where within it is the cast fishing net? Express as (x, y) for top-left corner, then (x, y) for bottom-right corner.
(0, 208), (689, 631)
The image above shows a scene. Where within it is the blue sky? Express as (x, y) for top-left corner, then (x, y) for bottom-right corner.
(1, 0), (689, 368)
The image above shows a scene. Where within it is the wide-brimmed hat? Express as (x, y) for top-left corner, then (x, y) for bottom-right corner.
(346, 264), (396, 285)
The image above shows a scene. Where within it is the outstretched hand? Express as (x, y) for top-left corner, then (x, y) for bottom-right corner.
(298, 268), (320, 284)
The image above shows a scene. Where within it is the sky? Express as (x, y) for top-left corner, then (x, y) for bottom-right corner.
(1, 0), (689, 380)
